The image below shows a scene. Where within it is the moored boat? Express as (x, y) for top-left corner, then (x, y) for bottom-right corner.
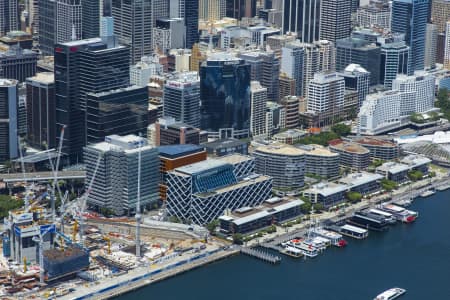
(379, 203), (418, 223)
(374, 287), (406, 300)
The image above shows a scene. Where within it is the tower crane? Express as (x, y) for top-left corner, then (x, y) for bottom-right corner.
(48, 126), (66, 222)
(18, 135), (33, 212)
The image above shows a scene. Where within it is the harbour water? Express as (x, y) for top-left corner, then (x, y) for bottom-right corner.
(117, 190), (450, 300)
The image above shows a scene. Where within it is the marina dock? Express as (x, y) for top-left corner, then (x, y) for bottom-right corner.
(240, 247), (281, 264)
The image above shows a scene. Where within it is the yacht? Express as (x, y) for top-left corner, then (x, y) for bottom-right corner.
(368, 208), (397, 224)
(379, 203), (418, 223)
(374, 287), (406, 300)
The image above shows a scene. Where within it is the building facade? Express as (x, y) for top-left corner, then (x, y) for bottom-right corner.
(0, 45), (38, 83)
(338, 64), (370, 108)
(282, 0), (321, 43)
(0, 79), (18, 163)
(281, 44), (304, 96)
(329, 139), (370, 170)
(84, 135), (159, 215)
(380, 41), (411, 89)
(319, 0), (352, 43)
(0, 0), (19, 36)
(250, 81), (267, 137)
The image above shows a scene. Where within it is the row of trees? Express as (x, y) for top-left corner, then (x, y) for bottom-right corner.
(0, 195), (23, 219)
(295, 124), (351, 146)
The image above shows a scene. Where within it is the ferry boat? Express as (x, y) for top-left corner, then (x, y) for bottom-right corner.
(348, 211), (390, 231)
(282, 246), (303, 258)
(374, 287), (406, 300)
(379, 203), (418, 223)
(368, 208), (397, 224)
(338, 224), (369, 239)
(310, 227), (347, 247)
(284, 239), (320, 258)
(303, 237), (327, 251)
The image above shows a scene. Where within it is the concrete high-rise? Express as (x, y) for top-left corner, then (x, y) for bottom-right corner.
(199, 0), (226, 21)
(0, 0), (19, 36)
(444, 22), (450, 69)
(391, 0), (429, 71)
(163, 72), (201, 128)
(431, 0), (450, 34)
(338, 64), (370, 108)
(200, 53), (251, 139)
(54, 38), (130, 161)
(356, 2), (391, 30)
(84, 135), (159, 215)
(0, 79), (18, 163)
(392, 72), (436, 113)
(0, 45), (38, 82)
(282, 0), (320, 43)
(25, 73), (56, 150)
(81, 0), (100, 39)
(170, 0), (199, 49)
(250, 81), (267, 137)
(112, 0), (169, 64)
(281, 43), (304, 96)
(320, 0), (352, 43)
(280, 95), (299, 128)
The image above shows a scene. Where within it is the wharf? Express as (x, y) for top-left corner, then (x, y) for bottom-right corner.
(420, 190), (435, 197)
(240, 247), (281, 264)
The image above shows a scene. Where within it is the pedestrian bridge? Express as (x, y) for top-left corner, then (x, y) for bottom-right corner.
(0, 171), (86, 183)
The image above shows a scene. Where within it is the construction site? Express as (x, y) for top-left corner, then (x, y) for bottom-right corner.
(0, 128), (230, 299)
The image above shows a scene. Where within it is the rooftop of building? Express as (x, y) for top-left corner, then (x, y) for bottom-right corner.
(344, 64), (369, 74)
(304, 182), (349, 197)
(216, 154), (253, 165)
(272, 129), (307, 139)
(255, 143), (306, 156)
(0, 44), (37, 57)
(400, 154), (431, 167)
(338, 171), (383, 187)
(195, 174), (271, 198)
(89, 135), (151, 153)
(328, 139), (370, 154)
(158, 144), (205, 159)
(376, 161), (410, 174)
(60, 38), (102, 47)
(297, 144), (339, 157)
(394, 71), (434, 82)
(0, 78), (18, 86)
(175, 159), (229, 176)
(219, 197), (303, 226)
(352, 137), (398, 148)
(26, 72), (54, 84)
(202, 138), (248, 149)
(86, 85), (144, 97)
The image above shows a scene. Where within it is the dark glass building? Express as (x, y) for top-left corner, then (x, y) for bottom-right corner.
(86, 86), (148, 144)
(283, 0), (320, 43)
(54, 38), (130, 162)
(82, 0), (100, 38)
(200, 54), (251, 139)
(0, 45), (38, 83)
(0, 79), (18, 163)
(226, 0), (257, 19)
(184, 0), (199, 49)
(336, 37), (381, 86)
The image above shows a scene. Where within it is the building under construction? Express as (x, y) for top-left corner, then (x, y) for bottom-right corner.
(43, 246), (89, 280)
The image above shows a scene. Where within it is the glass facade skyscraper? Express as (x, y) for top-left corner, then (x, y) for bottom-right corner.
(200, 54), (251, 139)
(283, 0), (320, 43)
(391, 0), (428, 71)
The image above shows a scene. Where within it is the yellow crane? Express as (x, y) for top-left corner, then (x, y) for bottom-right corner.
(103, 236), (111, 254)
(72, 220), (78, 242)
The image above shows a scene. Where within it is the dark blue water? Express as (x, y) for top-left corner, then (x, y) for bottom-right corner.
(117, 191), (450, 300)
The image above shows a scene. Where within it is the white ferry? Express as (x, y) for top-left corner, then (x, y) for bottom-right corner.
(379, 203), (418, 223)
(368, 208), (397, 224)
(284, 239), (319, 258)
(374, 287), (406, 300)
(310, 228), (347, 247)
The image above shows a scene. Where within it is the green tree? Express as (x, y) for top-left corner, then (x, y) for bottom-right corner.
(0, 195), (24, 219)
(168, 216), (181, 223)
(206, 219), (220, 234)
(370, 159), (384, 168)
(266, 225), (277, 233)
(381, 178), (398, 191)
(100, 207), (115, 217)
(313, 203), (324, 212)
(300, 201), (312, 214)
(346, 191), (362, 203)
(232, 233), (244, 245)
(331, 123), (351, 137)
(429, 171), (436, 178)
(408, 170), (423, 181)
(410, 113), (425, 124)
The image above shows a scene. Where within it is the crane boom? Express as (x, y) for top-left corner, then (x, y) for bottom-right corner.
(50, 126), (66, 221)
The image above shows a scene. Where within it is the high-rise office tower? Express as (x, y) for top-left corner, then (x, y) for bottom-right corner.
(26, 72), (56, 150)
(380, 41), (411, 88)
(336, 37), (380, 86)
(199, 0), (226, 21)
(338, 64), (370, 108)
(226, 0), (257, 19)
(200, 53), (251, 139)
(431, 0), (450, 34)
(281, 43), (304, 96)
(239, 50), (280, 101)
(84, 134), (159, 215)
(424, 23), (437, 70)
(39, 0), (82, 56)
(0, 0), (19, 36)
(86, 86), (148, 144)
(112, 0), (169, 64)
(280, 95), (299, 128)
(391, 0), (428, 71)
(54, 38), (130, 161)
(250, 81), (268, 137)
(356, 1), (391, 29)
(307, 72), (345, 126)
(163, 72), (201, 128)
(282, 0), (320, 43)
(152, 18), (185, 54)
(170, 0), (199, 49)
(81, 0), (100, 38)
(320, 0), (352, 43)
(0, 79), (18, 163)
(444, 22), (450, 69)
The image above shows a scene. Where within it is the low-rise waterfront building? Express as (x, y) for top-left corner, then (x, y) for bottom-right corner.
(298, 144), (340, 179)
(218, 197), (303, 234)
(303, 182), (348, 207)
(376, 162), (411, 183)
(400, 154), (431, 174)
(329, 139), (370, 170)
(253, 143), (306, 189)
(272, 129), (306, 145)
(351, 137), (400, 160)
(166, 159), (272, 224)
(338, 172), (383, 194)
